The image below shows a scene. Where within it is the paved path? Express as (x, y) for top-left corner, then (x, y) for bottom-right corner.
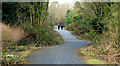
(28, 26), (90, 64)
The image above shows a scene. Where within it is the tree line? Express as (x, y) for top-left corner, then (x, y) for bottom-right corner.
(65, 2), (119, 63)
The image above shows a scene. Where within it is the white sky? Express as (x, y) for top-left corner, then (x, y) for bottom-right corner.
(49, 0), (75, 4)
(49, 0), (81, 8)
(49, 0), (81, 5)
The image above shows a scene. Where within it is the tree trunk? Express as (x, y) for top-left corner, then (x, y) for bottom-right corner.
(29, 3), (33, 25)
(40, 3), (48, 26)
(32, 2), (35, 24)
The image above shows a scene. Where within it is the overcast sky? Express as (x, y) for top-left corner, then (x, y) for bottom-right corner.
(49, 0), (77, 4)
(49, 0), (81, 8)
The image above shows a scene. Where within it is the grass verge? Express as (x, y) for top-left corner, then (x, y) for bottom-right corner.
(84, 59), (107, 64)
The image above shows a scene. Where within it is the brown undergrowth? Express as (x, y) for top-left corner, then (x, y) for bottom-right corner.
(76, 44), (120, 64)
(1, 23), (64, 64)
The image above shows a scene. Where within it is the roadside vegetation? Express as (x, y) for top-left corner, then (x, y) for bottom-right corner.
(65, 2), (119, 64)
(1, 1), (119, 65)
(2, 2), (63, 64)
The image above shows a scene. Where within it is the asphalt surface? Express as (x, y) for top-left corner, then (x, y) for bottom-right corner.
(28, 26), (90, 64)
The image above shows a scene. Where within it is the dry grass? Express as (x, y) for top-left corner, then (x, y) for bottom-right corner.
(1, 23), (26, 44)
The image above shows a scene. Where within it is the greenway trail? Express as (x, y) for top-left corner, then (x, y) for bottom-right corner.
(29, 26), (90, 64)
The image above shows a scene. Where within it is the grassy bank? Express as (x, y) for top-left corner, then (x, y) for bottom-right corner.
(2, 23), (64, 64)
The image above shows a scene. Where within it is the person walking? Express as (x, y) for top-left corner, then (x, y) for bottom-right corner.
(59, 22), (61, 27)
(57, 23), (60, 30)
(58, 22), (61, 30)
(61, 23), (63, 30)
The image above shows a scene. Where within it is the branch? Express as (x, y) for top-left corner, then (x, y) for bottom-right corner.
(40, 4), (48, 26)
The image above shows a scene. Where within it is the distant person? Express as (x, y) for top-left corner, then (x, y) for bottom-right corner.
(57, 23), (60, 30)
(58, 22), (61, 30)
(61, 24), (63, 30)
(59, 22), (61, 27)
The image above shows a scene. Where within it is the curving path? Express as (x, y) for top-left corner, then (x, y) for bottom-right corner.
(28, 26), (90, 64)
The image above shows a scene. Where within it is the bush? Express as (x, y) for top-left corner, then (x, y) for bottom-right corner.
(19, 22), (60, 47)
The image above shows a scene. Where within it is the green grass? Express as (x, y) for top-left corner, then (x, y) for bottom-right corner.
(2, 45), (43, 64)
(81, 49), (96, 57)
(84, 59), (108, 64)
